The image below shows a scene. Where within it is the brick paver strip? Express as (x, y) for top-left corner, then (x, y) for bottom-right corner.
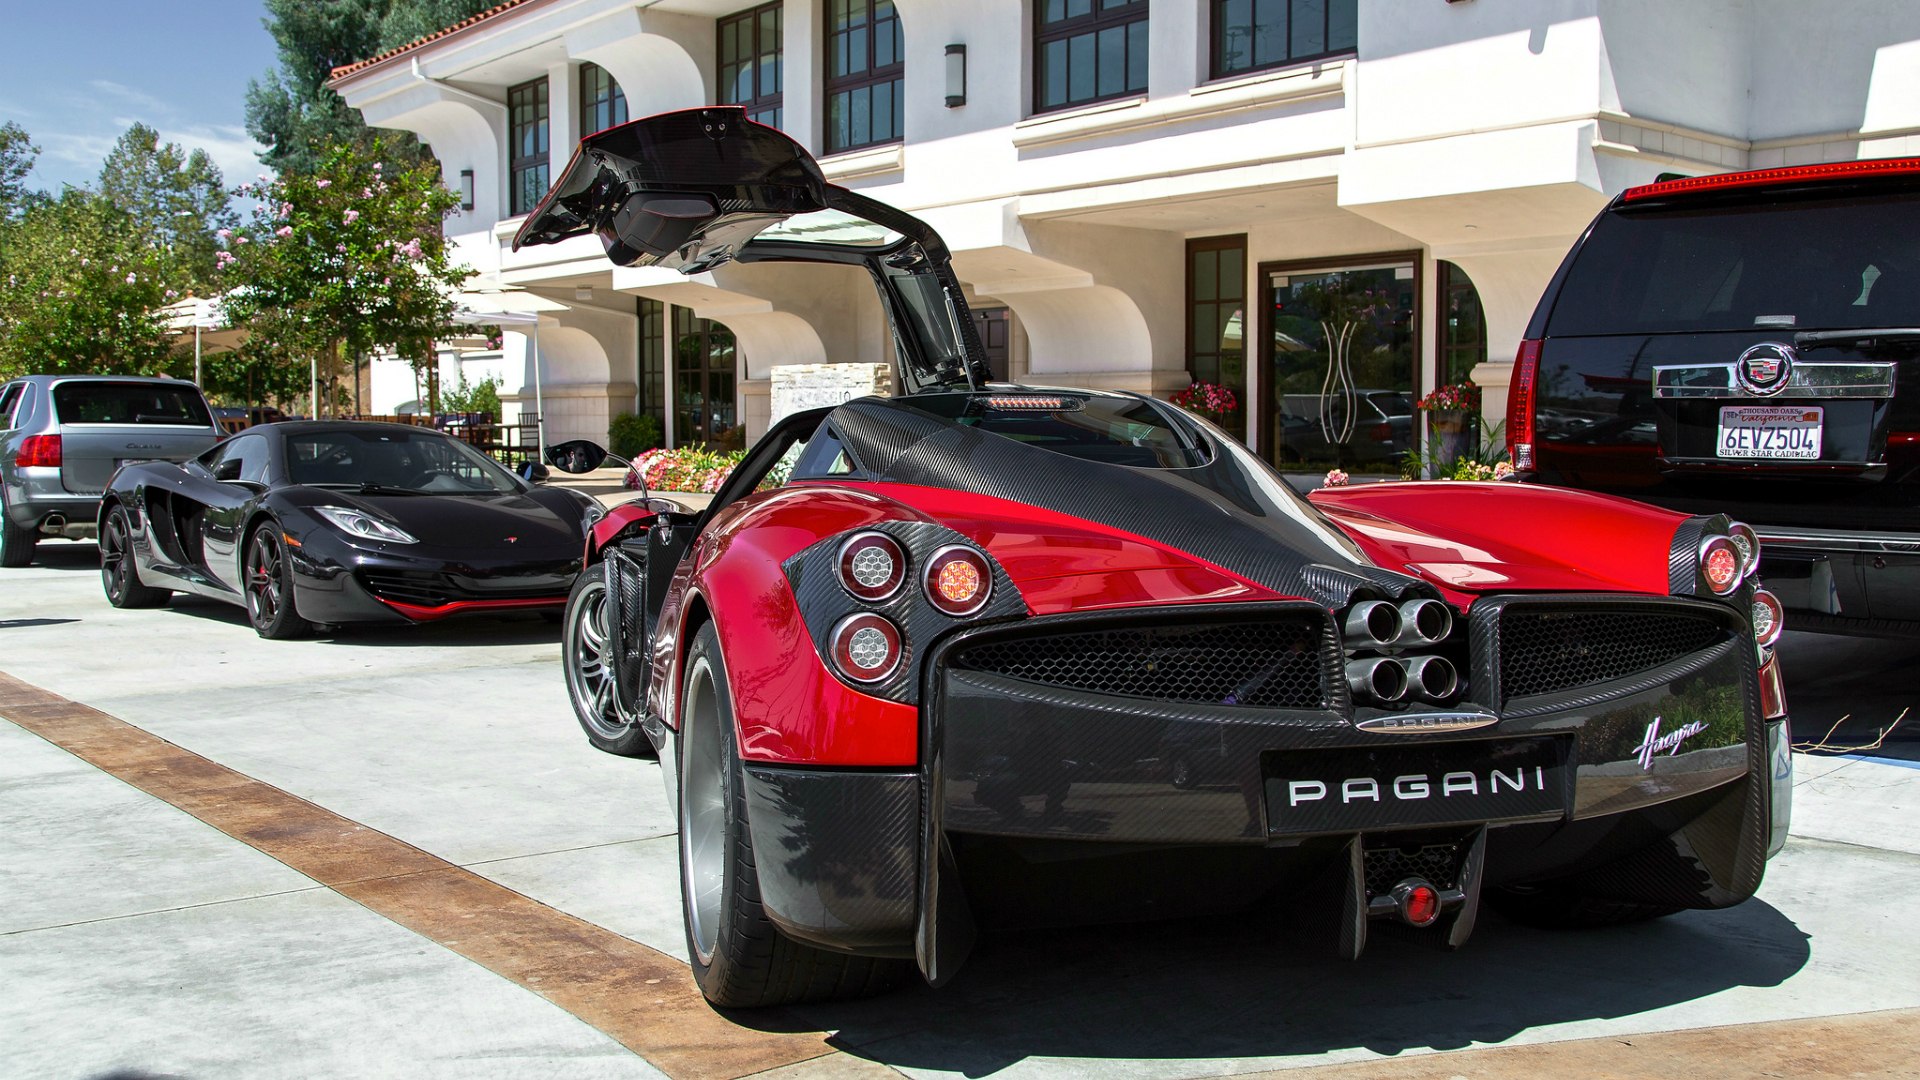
(0, 671), (834, 1080)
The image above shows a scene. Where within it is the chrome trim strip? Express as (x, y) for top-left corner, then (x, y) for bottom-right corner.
(1354, 710), (1497, 734)
(1755, 527), (1920, 554)
(1651, 360), (1896, 400)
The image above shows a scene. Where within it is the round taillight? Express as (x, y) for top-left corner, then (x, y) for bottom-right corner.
(1727, 522), (1760, 579)
(837, 531), (906, 602)
(1751, 588), (1785, 648)
(924, 545), (991, 616)
(1393, 879), (1442, 928)
(1700, 536), (1742, 595)
(829, 612), (903, 684)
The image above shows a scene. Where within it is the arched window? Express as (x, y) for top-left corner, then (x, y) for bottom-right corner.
(1437, 260), (1487, 387)
(579, 62), (628, 136)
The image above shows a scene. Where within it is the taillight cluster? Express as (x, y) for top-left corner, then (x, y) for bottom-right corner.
(15, 434), (61, 469)
(824, 530), (994, 687)
(1701, 520), (1783, 650)
(1339, 597), (1462, 707)
(1506, 339), (1541, 471)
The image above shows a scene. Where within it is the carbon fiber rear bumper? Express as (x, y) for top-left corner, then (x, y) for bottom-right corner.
(739, 600), (1778, 983)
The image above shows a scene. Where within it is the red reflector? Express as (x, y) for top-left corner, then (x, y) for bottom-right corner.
(924, 545), (992, 616)
(1621, 156), (1920, 202)
(16, 434), (61, 468)
(1370, 422), (1392, 441)
(1397, 881), (1441, 927)
(1759, 650), (1788, 720)
(1507, 339), (1541, 470)
(1702, 537), (1741, 594)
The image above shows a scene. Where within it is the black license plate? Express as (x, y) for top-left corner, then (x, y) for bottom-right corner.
(1264, 737), (1568, 835)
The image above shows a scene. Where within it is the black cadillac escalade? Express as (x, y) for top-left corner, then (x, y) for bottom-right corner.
(1509, 158), (1920, 635)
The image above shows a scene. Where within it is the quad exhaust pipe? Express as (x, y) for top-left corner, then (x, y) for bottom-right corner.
(1342, 598), (1455, 650)
(1345, 654), (1460, 705)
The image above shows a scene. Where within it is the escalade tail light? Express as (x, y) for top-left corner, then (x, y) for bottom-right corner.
(16, 434), (61, 468)
(1506, 339), (1542, 471)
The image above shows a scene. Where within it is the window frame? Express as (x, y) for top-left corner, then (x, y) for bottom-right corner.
(1185, 234), (1249, 443)
(1209, 0), (1358, 82)
(719, 1), (785, 129)
(508, 77), (550, 218)
(824, 0), (905, 154)
(577, 61), (628, 138)
(1034, 0), (1150, 116)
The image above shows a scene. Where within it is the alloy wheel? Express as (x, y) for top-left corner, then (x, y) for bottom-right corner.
(564, 575), (628, 740)
(680, 654), (727, 966)
(100, 514), (129, 600)
(247, 531), (282, 627)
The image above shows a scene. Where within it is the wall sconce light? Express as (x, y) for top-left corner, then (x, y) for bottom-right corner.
(945, 44), (966, 108)
(458, 168), (475, 212)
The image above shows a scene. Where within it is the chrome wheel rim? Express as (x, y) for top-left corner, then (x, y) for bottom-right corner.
(100, 514), (128, 599)
(247, 531), (281, 627)
(563, 576), (627, 739)
(680, 654), (726, 966)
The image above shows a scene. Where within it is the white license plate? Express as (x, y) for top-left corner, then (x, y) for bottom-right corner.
(1717, 405), (1823, 460)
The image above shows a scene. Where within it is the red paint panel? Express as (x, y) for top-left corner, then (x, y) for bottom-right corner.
(816, 481), (1286, 609)
(587, 501), (660, 559)
(692, 487), (927, 766)
(1310, 482), (1685, 597)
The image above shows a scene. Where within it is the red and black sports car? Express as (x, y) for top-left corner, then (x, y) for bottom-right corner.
(97, 421), (593, 637)
(522, 108), (1794, 1007)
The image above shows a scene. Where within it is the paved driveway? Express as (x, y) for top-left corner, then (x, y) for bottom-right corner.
(2, 541), (1918, 1080)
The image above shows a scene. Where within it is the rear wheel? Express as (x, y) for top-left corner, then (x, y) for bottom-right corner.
(244, 526), (310, 640)
(1485, 886), (1683, 929)
(99, 506), (169, 608)
(0, 486), (36, 568)
(563, 565), (653, 757)
(678, 622), (905, 1007)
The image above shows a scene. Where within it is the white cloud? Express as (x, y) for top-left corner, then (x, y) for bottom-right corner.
(154, 122), (271, 189)
(89, 80), (172, 117)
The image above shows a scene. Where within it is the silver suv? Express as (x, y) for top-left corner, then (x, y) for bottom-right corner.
(1, 375), (222, 567)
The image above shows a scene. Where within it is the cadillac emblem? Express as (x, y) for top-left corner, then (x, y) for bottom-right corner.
(1734, 341), (1796, 397)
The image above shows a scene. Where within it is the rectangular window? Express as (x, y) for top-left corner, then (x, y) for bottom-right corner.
(825, 0), (904, 154)
(638, 298), (665, 426)
(720, 2), (784, 129)
(1036, 0), (1149, 114)
(578, 62), (628, 136)
(508, 78), (550, 217)
(1186, 235), (1248, 442)
(674, 307), (742, 451)
(1212, 0), (1357, 80)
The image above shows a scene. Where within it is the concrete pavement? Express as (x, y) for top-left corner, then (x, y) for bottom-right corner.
(3, 541), (1920, 1079)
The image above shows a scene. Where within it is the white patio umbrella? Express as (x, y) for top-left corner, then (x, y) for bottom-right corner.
(157, 295), (248, 387)
(451, 281), (569, 458)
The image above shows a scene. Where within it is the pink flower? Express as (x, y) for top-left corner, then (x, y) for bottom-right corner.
(278, 202), (292, 218)
(237, 237), (249, 245)
(316, 179), (331, 188)
(362, 187), (373, 198)
(216, 228), (231, 240)
(275, 225), (293, 237)
(1323, 469), (1350, 488)
(372, 162), (383, 172)
(125, 273), (137, 285)
(344, 209), (359, 223)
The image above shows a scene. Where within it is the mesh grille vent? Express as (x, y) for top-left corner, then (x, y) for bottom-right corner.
(1500, 608), (1726, 700)
(953, 619), (1326, 709)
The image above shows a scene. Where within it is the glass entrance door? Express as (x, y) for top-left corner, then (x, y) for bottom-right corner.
(1264, 257), (1418, 473)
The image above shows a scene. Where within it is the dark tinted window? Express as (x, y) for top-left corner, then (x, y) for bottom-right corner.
(905, 393), (1210, 468)
(286, 428), (520, 494)
(53, 382), (212, 427)
(204, 433), (271, 483)
(0, 384), (20, 428)
(1547, 192), (1920, 336)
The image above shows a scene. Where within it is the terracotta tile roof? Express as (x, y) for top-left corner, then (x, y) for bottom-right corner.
(326, 0), (539, 84)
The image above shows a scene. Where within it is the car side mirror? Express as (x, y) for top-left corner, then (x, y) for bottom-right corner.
(545, 440), (608, 474)
(519, 461), (551, 484)
(213, 459), (243, 482)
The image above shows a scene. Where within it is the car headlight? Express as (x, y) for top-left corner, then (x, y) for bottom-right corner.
(315, 506), (418, 544)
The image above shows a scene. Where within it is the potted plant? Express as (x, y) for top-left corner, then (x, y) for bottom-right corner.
(1416, 379), (1481, 473)
(1169, 381), (1239, 425)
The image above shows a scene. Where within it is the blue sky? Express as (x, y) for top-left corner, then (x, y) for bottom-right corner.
(0, 1), (280, 194)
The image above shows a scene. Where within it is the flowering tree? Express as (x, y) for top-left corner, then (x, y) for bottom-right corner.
(218, 135), (469, 415)
(0, 189), (175, 379)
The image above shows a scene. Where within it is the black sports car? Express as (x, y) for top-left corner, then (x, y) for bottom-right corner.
(96, 421), (594, 637)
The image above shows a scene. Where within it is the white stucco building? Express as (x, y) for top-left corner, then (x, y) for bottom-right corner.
(329, 0), (1920, 467)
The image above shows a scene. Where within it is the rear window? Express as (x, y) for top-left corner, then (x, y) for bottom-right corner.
(1547, 191), (1920, 336)
(904, 393), (1210, 469)
(53, 382), (213, 427)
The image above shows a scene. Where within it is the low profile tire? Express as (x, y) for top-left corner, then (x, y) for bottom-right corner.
(99, 506), (169, 608)
(563, 564), (653, 758)
(678, 622), (906, 1008)
(1485, 885), (1684, 929)
(243, 525), (310, 640)
(0, 487), (36, 568)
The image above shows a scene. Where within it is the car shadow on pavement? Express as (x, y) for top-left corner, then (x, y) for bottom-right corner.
(150, 594), (562, 648)
(755, 900), (1808, 1075)
(21, 543), (100, 571)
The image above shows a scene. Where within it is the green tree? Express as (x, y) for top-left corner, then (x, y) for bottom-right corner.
(0, 122), (39, 217)
(246, 0), (501, 175)
(97, 124), (236, 293)
(0, 189), (173, 379)
(217, 136), (471, 416)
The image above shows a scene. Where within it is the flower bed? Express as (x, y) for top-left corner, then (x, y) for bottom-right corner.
(624, 447), (746, 494)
